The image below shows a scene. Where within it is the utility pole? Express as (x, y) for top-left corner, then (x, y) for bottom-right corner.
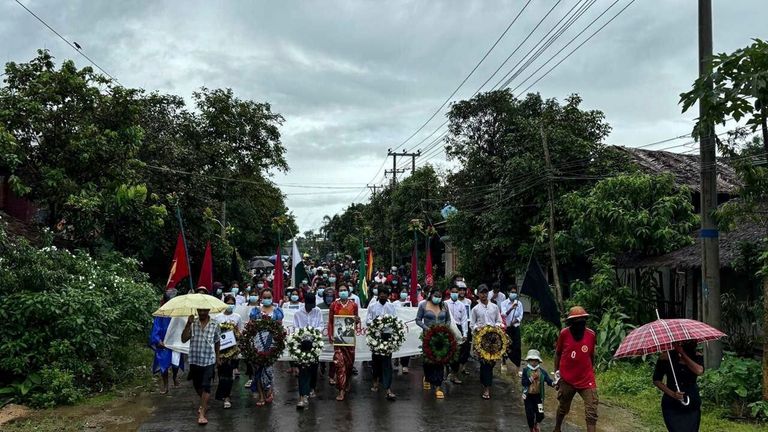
(698, 0), (722, 368)
(388, 149), (421, 178)
(367, 184), (381, 198)
(540, 124), (563, 309)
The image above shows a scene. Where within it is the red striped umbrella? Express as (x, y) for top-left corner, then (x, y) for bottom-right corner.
(614, 317), (726, 358)
(614, 313), (725, 407)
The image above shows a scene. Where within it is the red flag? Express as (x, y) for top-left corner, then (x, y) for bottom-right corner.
(273, 244), (284, 302)
(425, 237), (434, 288)
(166, 232), (190, 289)
(409, 244), (418, 304)
(196, 241), (213, 292)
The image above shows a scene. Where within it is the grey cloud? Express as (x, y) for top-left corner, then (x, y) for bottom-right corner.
(3, 0), (767, 232)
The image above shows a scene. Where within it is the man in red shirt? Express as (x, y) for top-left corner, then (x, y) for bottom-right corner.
(553, 306), (598, 432)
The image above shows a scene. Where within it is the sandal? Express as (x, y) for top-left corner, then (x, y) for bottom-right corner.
(256, 399), (266, 407)
(336, 390), (346, 401)
(386, 392), (397, 401)
(435, 388), (445, 399)
(482, 392), (491, 400)
(265, 393), (274, 404)
(197, 416), (208, 425)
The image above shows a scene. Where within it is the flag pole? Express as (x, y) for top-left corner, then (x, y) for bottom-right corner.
(176, 205), (195, 294)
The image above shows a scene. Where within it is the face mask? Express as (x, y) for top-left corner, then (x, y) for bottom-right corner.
(246, 287), (252, 292)
(400, 292), (408, 300)
(226, 305), (235, 313)
(262, 298), (273, 307)
(339, 291), (349, 300)
(450, 293), (459, 301)
(290, 295), (299, 302)
(324, 295), (335, 304)
(216, 289), (223, 295)
(527, 363), (540, 371)
(431, 297), (441, 305)
(329, 277), (337, 283)
(302, 280), (308, 285)
(392, 280), (398, 285)
(317, 289), (325, 297)
(510, 293), (518, 300)
(257, 283), (264, 289)
(249, 295), (258, 303)
(231, 288), (239, 295)
(378, 298), (387, 305)
(371, 288), (378, 295)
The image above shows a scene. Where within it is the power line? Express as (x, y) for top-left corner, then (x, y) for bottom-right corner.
(387, 0), (534, 155)
(14, 0), (121, 85)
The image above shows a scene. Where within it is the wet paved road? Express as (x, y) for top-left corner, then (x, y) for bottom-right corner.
(139, 360), (583, 432)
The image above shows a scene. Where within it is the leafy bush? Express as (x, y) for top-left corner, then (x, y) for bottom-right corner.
(700, 353), (763, 418)
(594, 308), (635, 370)
(0, 221), (157, 407)
(521, 319), (560, 355)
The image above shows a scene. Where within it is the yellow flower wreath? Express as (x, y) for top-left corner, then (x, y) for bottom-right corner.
(473, 325), (509, 362)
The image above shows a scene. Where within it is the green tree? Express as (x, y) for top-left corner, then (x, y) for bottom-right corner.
(444, 90), (613, 285)
(681, 40), (768, 399)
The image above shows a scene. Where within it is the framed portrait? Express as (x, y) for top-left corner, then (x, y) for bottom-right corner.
(333, 315), (356, 347)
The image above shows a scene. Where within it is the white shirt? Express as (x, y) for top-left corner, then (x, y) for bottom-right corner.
(470, 301), (503, 330)
(214, 312), (244, 332)
(350, 293), (361, 308)
(293, 307), (324, 330)
(445, 299), (469, 335)
(393, 300), (412, 308)
(235, 294), (246, 306)
(366, 300), (397, 324)
(461, 298), (472, 324)
(284, 302), (303, 311)
(490, 291), (507, 305)
(500, 297), (524, 328)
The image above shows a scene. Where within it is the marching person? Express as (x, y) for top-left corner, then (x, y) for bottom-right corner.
(521, 349), (555, 432)
(470, 284), (503, 400)
(445, 285), (468, 384)
(181, 305), (221, 426)
(553, 306), (598, 432)
(500, 283), (523, 374)
(149, 289), (182, 394)
(366, 287), (397, 401)
(328, 283), (360, 401)
(214, 295), (242, 408)
(652, 341), (704, 432)
(293, 295), (324, 409)
(457, 283), (473, 377)
(490, 282), (506, 306)
(415, 288), (453, 399)
(249, 288), (284, 407)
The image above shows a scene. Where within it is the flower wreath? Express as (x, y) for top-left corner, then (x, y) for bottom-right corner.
(473, 325), (509, 363)
(286, 327), (324, 366)
(366, 315), (406, 355)
(219, 321), (240, 361)
(238, 317), (287, 367)
(421, 324), (458, 365)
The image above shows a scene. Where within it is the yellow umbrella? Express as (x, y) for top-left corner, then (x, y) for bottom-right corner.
(152, 293), (228, 317)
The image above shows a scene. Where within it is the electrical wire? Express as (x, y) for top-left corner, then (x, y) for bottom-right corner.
(14, 0), (121, 85)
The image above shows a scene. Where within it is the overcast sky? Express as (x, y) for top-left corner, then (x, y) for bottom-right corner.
(2, 0), (766, 234)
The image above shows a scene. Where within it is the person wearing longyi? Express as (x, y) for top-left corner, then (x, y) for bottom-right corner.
(293, 295), (323, 409)
(248, 288), (284, 407)
(470, 284), (503, 400)
(653, 340), (704, 432)
(181, 303), (220, 426)
(328, 283), (360, 401)
(366, 287), (397, 401)
(416, 288), (452, 399)
(553, 306), (598, 432)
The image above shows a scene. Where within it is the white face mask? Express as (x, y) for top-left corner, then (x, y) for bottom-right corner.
(527, 363), (540, 371)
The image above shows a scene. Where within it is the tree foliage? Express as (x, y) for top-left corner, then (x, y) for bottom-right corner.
(0, 50), (295, 283)
(444, 90), (613, 284)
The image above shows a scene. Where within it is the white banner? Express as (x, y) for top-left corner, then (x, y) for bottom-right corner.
(163, 305), (423, 362)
